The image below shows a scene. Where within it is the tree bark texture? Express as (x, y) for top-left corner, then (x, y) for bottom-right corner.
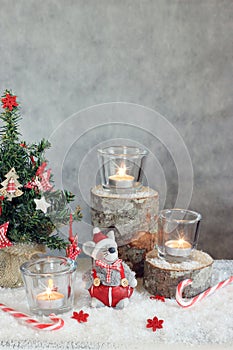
(90, 185), (159, 277)
(143, 249), (213, 298)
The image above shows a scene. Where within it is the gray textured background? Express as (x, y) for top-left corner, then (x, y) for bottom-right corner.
(0, 0), (232, 259)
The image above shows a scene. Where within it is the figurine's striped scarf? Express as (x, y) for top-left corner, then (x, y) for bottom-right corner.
(95, 259), (123, 283)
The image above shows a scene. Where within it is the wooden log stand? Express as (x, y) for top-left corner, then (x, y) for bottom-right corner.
(90, 185), (159, 277)
(143, 249), (214, 298)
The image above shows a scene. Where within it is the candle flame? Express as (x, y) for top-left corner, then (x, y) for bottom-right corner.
(45, 279), (54, 296)
(117, 163), (127, 176)
(177, 238), (185, 248)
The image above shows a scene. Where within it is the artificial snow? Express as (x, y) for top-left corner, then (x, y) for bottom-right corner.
(92, 185), (157, 199)
(0, 259), (232, 350)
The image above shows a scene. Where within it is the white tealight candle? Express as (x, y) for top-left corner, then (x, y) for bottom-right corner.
(109, 174), (134, 188)
(36, 279), (64, 310)
(36, 291), (64, 309)
(165, 239), (192, 257)
(109, 164), (134, 188)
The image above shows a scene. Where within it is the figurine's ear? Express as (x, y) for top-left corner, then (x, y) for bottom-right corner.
(107, 230), (115, 241)
(82, 241), (96, 257)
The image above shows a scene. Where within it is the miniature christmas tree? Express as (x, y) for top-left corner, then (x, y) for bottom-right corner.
(0, 90), (82, 250)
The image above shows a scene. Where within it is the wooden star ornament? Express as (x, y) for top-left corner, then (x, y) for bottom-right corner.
(34, 196), (51, 214)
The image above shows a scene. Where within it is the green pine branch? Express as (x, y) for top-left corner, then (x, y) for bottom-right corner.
(0, 90), (82, 250)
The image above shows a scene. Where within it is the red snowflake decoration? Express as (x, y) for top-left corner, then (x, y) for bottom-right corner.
(146, 316), (164, 332)
(150, 295), (165, 302)
(1, 93), (18, 111)
(71, 310), (89, 323)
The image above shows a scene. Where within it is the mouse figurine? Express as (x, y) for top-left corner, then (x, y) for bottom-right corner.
(82, 227), (137, 309)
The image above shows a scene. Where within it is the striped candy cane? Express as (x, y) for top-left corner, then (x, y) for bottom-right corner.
(0, 303), (64, 331)
(176, 276), (233, 308)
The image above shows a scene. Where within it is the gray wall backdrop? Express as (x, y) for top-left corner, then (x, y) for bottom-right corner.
(0, 0), (232, 259)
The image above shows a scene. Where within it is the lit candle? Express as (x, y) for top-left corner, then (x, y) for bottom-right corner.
(36, 279), (64, 310)
(165, 238), (192, 257)
(109, 163), (134, 188)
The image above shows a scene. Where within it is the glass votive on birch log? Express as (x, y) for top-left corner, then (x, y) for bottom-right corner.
(20, 256), (77, 316)
(98, 146), (148, 192)
(157, 209), (202, 262)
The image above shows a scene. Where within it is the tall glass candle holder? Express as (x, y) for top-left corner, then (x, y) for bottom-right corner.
(20, 256), (77, 316)
(98, 146), (148, 191)
(157, 209), (202, 261)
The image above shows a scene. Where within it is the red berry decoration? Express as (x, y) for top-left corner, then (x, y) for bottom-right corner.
(146, 316), (164, 332)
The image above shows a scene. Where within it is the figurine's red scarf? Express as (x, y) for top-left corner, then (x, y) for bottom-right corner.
(95, 259), (123, 283)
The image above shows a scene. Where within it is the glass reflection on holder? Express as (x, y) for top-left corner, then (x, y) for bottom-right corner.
(157, 209), (202, 261)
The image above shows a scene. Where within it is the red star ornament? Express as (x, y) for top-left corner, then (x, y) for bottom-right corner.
(38, 170), (53, 192)
(71, 310), (89, 323)
(0, 222), (12, 249)
(146, 316), (164, 332)
(66, 238), (81, 260)
(24, 178), (38, 190)
(1, 93), (18, 111)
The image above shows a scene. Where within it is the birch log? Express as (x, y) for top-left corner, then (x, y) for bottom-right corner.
(90, 185), (159, 276)
(143, 249), (213, 298)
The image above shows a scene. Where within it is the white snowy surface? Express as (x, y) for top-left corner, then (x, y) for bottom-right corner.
(92, 185), (158, 199)
(0, 259), (232, 350)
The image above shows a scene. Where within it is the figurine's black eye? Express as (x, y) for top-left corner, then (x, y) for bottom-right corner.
(108, 247), (116, 254)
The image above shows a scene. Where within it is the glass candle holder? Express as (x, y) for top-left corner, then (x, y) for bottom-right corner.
(157, 209), (202, 261)
(20, 256), (77, 316)
(98, 146), (148, 191)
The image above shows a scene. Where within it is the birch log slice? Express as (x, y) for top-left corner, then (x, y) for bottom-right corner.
(90, 185), (159, 277)
(143, 249), (214, 298)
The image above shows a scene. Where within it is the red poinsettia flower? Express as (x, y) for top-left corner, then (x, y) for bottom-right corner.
(71, 310), (89, 323)
(150, 295), (165, 302)
(1, 93), (18, 111)
(146, 316), (164, 332)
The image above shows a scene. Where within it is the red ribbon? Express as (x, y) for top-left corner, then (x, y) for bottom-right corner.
(66, 214), (81, 260)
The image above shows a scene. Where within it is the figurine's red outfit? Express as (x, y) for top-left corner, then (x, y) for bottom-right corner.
(88, 262), (134, 307)
(89, 284), (134, 307)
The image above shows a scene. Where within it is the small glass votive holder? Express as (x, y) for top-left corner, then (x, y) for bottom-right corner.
(157, 209), (202, 261)
(98, 146), (148, 191)
(20, 256), (77, 316)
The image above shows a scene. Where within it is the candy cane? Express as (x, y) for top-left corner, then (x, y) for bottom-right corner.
(176, 276), (233, 308)
(0, 303), (64, 331)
